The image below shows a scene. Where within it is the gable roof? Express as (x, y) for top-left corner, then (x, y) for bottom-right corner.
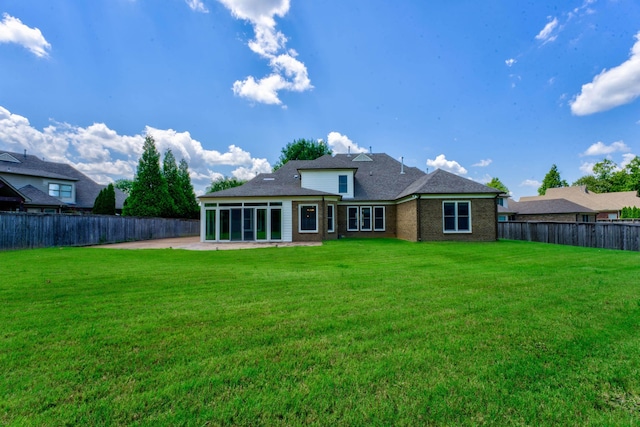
(0, 151), (126, 209)
(519, 185), (640, 211)
(397, 169), (502, 199)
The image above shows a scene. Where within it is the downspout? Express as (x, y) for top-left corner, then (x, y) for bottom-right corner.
(322, 196), (325, 241)
(417, 194), (422, 242)
(495, 196), (499, 241)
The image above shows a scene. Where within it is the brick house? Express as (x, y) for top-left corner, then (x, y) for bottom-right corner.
(198, 153), (501, 243)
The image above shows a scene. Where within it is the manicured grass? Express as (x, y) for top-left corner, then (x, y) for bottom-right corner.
(1, 239), (639, 425)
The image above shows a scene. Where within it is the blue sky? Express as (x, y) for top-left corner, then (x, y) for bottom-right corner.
(1, 0), (640, 199)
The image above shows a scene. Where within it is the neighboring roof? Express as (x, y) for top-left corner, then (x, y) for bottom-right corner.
(510, 198), (595, 215)
(519, 186), (640, 211)
(397, 169), (502, 199)
(200, 153), (499, 202)
(18, 185), (66, 207)
(0, 151), (126, 209)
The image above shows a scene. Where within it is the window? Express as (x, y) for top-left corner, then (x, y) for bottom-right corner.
(299, 204), (318, 232)
(374, 206), (385, 231)
(49, 183), (72, 198)
(270, 208), (282, 240)
(205, 210), (216, 240)
(327, 204), (335, 233)
(338, 175), (348, 193)
(581, 215), (591, 223)
(347, 206), (359, 231)
(361, 206), (372, 231)
(443, 201), (471, 233)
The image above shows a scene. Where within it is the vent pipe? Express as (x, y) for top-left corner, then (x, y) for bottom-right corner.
(401, 157), (405, 174)
(24, 149), (27, 159)
(347, 146), (351, 157)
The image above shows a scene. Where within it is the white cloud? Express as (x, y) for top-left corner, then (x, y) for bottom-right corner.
(472, 159), (492, 167)
(579, 161), (596, 175)
(231, 158), (272, 181)
(535, 17), (559, 44)
(582, 140), (631, 156)
(520, 179), (541, 187)
(0, 13), (51, 57)
(571, 32), (640, 115)
(505, 58), (516, 67)
(185, 0), (209, 13)
(325, 132), (368, 154)
(218, 0), (312, 105)
(0, 105), (270, 195)
(426, 154), (467, 175)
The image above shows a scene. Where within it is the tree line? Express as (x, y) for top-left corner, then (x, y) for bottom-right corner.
(94, 134), (199, 218)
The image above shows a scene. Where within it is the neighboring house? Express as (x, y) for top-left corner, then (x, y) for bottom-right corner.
(0, 151), (126, 213)
(519, 186), (640, 220)
(198, 153), (502, 243)
(507, 198), (596, 222)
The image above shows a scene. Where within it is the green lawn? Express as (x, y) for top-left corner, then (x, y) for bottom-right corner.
(1, 239), (639, 426)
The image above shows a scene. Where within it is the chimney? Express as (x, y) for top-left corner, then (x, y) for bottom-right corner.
(400, 157), (405, 174)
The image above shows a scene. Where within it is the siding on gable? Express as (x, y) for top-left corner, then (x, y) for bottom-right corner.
(300, 170), (354, 198)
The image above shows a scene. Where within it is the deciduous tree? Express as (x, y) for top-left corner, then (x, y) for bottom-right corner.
(273, 138), (332, 170)
(486, 177), (509, 194)
(207, 176), (246, 193)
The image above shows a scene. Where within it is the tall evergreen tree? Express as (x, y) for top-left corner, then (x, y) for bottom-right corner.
(93, 183), (116, 215)
(538, 164), (568, 195)
(123, 134), (175, 217)
(162, 149), (185, 218)
(178, 158), (200, 219)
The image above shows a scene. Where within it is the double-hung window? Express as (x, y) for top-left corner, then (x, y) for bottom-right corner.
(443, 201), (471, 233)
(327, 204), (335, 233)
(347, 206), (385, 232)
(49, 183), (72, 198)
(338, 175), (348, 194)
(374, 206), (385, 231)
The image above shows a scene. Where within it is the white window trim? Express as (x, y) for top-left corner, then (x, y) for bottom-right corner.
(327, 204), (335, 233)
(374, 206), (386, 231)
(347, 206), (359, 231)
(443, 201), (472, 233)
(360, 206), (372, 231)
(298, 204), (319, 233)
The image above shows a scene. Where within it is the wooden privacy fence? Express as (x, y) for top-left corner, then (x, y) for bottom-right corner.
(0, 212), (200, 250)
(499, 221), (640, 252)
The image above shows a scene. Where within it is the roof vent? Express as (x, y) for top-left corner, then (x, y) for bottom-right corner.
(0, 153), (21, 163)
(353, 153), (372, 162)
(263, 177), (275, 181)
(401, 157), (405, 174)
(347, 146), (351, 157)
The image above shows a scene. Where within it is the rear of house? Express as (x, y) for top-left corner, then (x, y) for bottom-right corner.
(199, 153), (502, 243)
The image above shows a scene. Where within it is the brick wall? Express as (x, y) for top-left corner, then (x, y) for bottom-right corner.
(514, 213), (591, 222)
(419, 198), (497, 242)
(396, 199), (418, 241)
(292, 201), (326, 242)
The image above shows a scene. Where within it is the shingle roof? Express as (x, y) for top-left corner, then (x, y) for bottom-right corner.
(397, 169), (502, 198)
(199, 153), (499, 201)
(519, 185), (640, 211)
(19, 185), (66, 206)
(510, 198), (595, 215)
